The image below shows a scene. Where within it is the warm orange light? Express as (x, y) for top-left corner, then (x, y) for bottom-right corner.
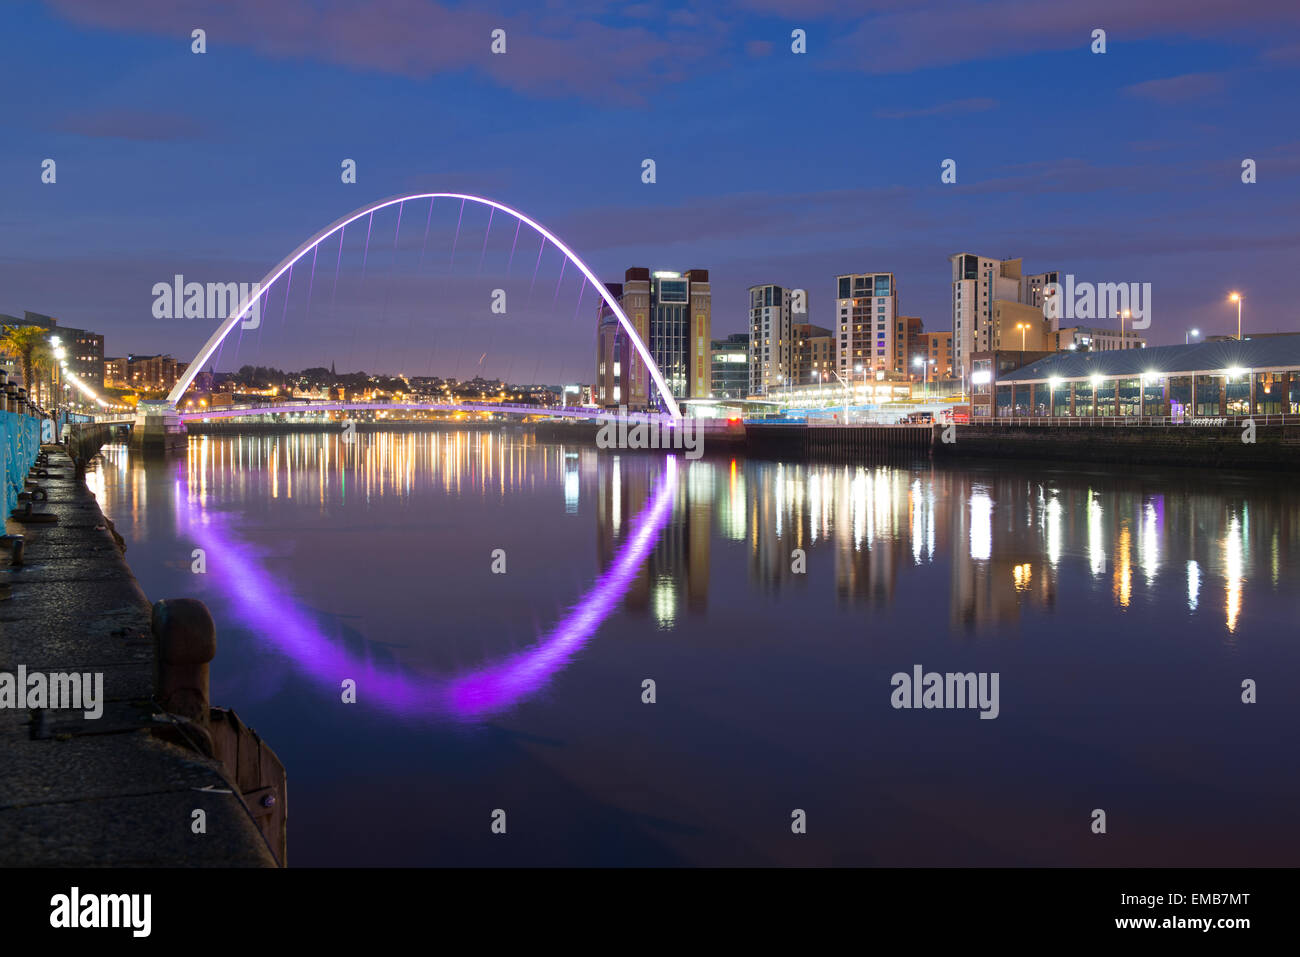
(1229, 292), (1241, 302)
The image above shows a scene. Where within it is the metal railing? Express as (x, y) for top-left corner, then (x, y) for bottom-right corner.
(974, 413), (1300, 427)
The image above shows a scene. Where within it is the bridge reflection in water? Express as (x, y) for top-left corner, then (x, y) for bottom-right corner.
(102, 428), (1287, 676)
(83, 429), (1300, 866)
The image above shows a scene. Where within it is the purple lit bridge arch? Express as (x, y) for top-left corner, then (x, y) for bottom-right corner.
(166, 193), (683, 420)
(176, 400), (670, 424)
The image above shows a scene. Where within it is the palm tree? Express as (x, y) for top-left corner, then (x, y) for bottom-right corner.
(31, 342), (56, 408)
(0, 325), (52, 406)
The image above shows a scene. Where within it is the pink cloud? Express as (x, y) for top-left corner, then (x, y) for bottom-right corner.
(44, 0), (723, 105)
(1124, 72), (1227, 103)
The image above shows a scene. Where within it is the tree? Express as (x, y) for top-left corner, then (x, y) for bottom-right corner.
(31, 341), (55, 407)
(0, 325), (53, 407)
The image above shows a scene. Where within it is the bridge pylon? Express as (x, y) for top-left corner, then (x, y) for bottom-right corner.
(130, 399), (188, 453)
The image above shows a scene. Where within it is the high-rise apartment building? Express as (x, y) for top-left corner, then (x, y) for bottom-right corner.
(748, 283), (806, 395)
(835, 273), (900, 376)
(596, 268), (711, 410)
(950, 256), (1057, 384)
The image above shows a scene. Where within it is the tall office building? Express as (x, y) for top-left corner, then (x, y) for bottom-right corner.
(950, 256), (1057, 383)
(596, 268), (711, 410)
(835, 273), (900, 377)
(748, 283), (806, 396)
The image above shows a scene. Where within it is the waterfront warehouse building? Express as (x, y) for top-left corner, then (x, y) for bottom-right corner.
(990, 334), (1300, 417)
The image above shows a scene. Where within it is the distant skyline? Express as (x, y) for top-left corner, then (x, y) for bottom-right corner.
(3, 0), (1299, 381)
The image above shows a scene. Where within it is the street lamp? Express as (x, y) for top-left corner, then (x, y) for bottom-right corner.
(1228, 292), (1243, 340)
(1016, 322), (1029, 352)
(1186, 327), (1200, 345)
(1120, 309), (1130, 350)
(827, 368), (852, 423)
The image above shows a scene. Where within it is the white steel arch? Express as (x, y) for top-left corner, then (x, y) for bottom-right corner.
(167, 193), (682, 419)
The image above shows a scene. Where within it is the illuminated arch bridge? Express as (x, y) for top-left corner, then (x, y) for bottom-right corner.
(166, 193), (683, 421)
(176, 400), (660, 423)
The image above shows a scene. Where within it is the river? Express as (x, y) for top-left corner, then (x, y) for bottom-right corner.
(87, 429), (1300, 866)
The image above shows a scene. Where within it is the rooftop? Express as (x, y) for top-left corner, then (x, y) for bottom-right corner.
(998, 334), (1300, 382)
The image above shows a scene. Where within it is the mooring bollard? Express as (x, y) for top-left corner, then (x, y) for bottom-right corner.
(152, 598), (216, 731)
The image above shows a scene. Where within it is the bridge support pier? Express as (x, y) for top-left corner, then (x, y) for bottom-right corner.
(129, 399), (187, 454)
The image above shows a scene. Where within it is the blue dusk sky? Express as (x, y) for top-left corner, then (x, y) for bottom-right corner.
(1, 0), (1298, 382)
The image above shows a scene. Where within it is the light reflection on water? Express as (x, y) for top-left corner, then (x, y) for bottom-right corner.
(85, 430), (1300, 866)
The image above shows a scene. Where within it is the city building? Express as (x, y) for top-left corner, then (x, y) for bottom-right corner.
(104, 357), (127, 387)
(836, 272), (899, 376)
(916, 331), (955, 378)
(597, 268), (711, 409)
(990, 300), (1050, 354)
(596, 283), (628, 407)
(969, 350), (1054, 417)
(950, 256), (1059, 385)
(901, 316), (924, 374)
(748, 283), (804, 396)
(990, 336), (1300, 417)
(0, 311), (105, 387)
(1055, 326), (1147, 352)
(790, 322), (835, 386)
(710, 333), (750, 399)
(122, 354), (186, 392)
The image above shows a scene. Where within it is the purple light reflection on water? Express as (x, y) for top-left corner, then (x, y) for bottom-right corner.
(178, 455), (677, 721)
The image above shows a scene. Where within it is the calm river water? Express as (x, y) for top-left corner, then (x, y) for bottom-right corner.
(87, 430), (1299, 866)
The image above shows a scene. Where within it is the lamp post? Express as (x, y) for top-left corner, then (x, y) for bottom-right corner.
(913, 355), (932, 397)
(51, 337), (65, 419)
(1120, 309), (1130, 350)
(1186, 327), (1200, 346)
(827, 368), (852, 423)
(1229, 292), (1242, 340)
(1016, 322), (1029, 353)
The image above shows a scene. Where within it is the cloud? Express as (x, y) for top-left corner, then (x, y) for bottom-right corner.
(822, 0), (1300, 75)
(875, 97), (997, 119)
(557, 186), (932, 252)
(53, 109), (205, 142)
(1260, 41), (1300, 61)
(45, 0), (1300, 103)
(1123, 72), (1227, 103)
(44, 0), (725, 106)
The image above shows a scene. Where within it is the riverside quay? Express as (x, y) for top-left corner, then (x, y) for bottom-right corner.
(984, 334), (1300, 418)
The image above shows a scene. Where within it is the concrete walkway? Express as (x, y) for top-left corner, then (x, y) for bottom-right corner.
(0, 446), (275, 866)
